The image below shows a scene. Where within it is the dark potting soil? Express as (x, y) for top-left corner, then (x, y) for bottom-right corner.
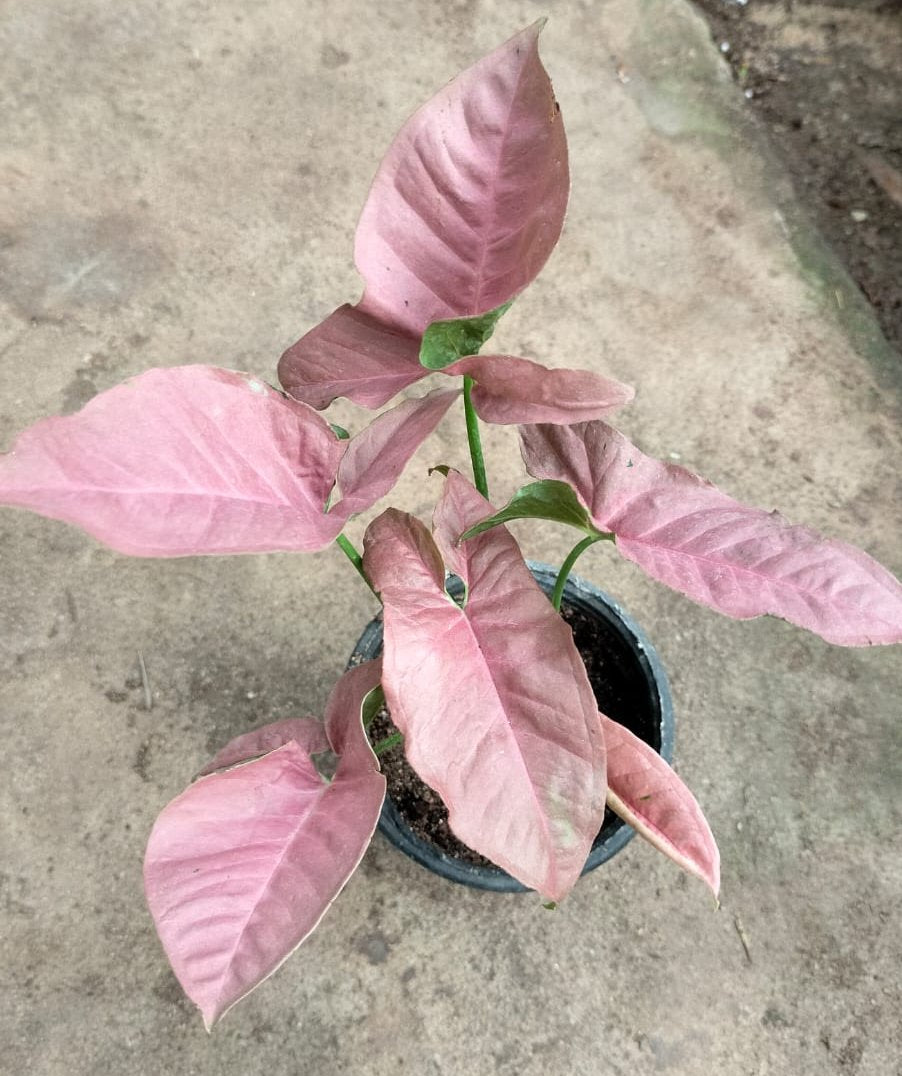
(691, 0), (902, 359)
(367, 599), (660, 867)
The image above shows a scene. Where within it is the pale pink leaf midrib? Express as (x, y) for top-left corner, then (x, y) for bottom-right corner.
(31, 412), (335, 503)
(214, 780), (383, 1026)
(12, 485), (315, 510)
(390, 586), (557, 861)
(138, 402), (323, 509)
(393, 174), (477, 261)
(14, 408), (334, 516)
(605, 787), (709, 882)
(468, 54), (530, 314)
(447, 499), (599, 769)
(391, 52), (534, 318)
(200, 776), (351, 1018)
(449, 546), (599, 865)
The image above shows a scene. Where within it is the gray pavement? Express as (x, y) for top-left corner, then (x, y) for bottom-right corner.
(1, 1), (900, 1073)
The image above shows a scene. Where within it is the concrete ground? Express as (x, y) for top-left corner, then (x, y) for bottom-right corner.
(1, 1), (900, 1073)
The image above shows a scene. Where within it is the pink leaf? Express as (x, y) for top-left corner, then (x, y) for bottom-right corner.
(520, 421), (902, 646)
(279, 24), (569, 412)
(446, 355), (634, 425)
(363, 475), (606, 902)
(197, 718), (330, 777)
(278, 304), (424, 411)
(355, 22), (569, 336)
(324, 658), (383, 758)
(0, 366), (348, 556)
(602, 714), (719, 896)
(332, 389), (459, 517)
(144, 663), (385, 1028)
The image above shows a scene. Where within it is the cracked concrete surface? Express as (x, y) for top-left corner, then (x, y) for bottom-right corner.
(1, 1), (900, 1073)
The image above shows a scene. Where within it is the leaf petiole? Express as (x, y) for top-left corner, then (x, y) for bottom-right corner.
(463, 375), (489, 499)
(551, 534), (605, 612)
(335, 534), (379, 598)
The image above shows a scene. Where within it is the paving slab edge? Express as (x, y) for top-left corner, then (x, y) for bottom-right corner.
(638, 0), (901, 398)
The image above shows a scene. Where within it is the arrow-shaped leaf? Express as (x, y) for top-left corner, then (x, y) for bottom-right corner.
(0, 366), (460, 557)
(363, 474), (606, 902)
(520, 421), (902, 646)
(279, 23), (569, 410)
(0, 366), (348, 556)
(355, 21), (569, 336)
(143, 662), (384, 1028)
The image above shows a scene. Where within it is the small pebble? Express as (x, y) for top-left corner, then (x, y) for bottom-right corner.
(850, 209), (869, 223)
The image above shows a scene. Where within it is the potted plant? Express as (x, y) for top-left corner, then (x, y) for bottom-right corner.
(1, 22), (900, 1030)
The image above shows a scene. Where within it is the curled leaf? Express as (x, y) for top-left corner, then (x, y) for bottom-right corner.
(333, 388), (459, 516)
(603, 715), (719, 896)
(419, 303), (513, 370)
(447, 355), (634, 425)
(197, 718), (330, 777)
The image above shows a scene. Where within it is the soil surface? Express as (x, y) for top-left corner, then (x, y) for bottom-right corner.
(691, 0), (902, 355)
(369, 601), (662, 867)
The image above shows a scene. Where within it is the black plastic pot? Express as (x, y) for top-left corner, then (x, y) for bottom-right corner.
(348, 562), (674, 892)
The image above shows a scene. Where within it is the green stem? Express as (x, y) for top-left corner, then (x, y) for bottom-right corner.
(335, 533), (377, 597)
(373, 731), (403, 757)
(551, 534), (604, 612)
(463, 375), (489, 499)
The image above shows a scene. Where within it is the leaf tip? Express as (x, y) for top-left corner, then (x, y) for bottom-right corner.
(709, 859), (722, 902)
(201, 1000), (223, 1032)
(698, 849), (721, 902)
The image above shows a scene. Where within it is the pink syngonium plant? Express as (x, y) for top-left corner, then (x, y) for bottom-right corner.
(1, 23), (901, 1029)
